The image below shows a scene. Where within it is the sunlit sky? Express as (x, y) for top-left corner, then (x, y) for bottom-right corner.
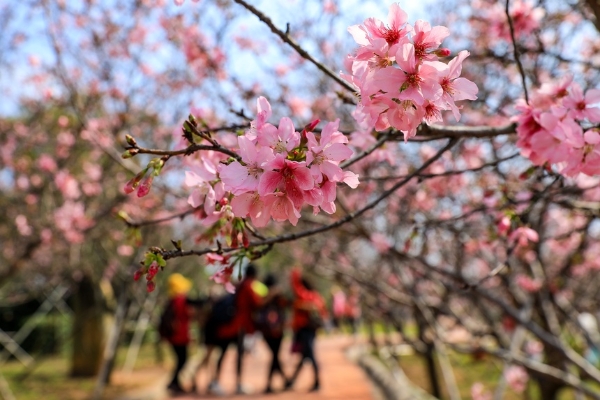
(0, 0), (433, 117)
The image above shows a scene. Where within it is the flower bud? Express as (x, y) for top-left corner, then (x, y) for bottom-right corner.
(146, 280), (156, 293)
(124, 171), (145, 194)
(434, 48), (451, 57)
(302, 119), (320, 134)
(121, 148), (139, 159)
(147, 262), (160, 280)
(133, 269), (143, 281)
(125, 134), (137, 147)
(183, 120), (194, 134)
(137, 174), (154, 197)
(242, 231), (250, 248)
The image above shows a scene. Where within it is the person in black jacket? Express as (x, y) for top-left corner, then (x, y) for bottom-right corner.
(256, 274), (290, 393)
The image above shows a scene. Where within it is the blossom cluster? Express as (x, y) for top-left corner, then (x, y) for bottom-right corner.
(185, 97), (359, 227)
(343, 3), (478, 140)
(514, 76), (600, 176)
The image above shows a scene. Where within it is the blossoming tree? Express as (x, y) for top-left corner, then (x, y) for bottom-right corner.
(3, 0), (600, 398)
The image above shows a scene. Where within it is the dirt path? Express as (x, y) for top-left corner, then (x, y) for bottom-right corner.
(126, 334), (379, 400)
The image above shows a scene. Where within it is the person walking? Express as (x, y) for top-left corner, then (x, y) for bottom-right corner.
(286, 268), (327, 392)
(161, 273), (193, 394)
(256, 274), (290, 393)
(215, 263), (267, 395)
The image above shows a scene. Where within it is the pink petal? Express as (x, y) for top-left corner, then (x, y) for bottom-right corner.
(388, 3), (408, 29)
(584, 130), (600, 145)
(585, 89), (600, 105)
(231, 192), (254, 216)
(320, 161), (344, 182)
(290, 164), (314, 190)
(324, 143), (353, 161)
(258, 170), (282, 195)
(343, 171), (360, 188)
(219, 162), (249, 191)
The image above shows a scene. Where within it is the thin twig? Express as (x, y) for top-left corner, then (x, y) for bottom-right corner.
(123, 208), (199, 228)
(231, 0), (356, 94)
(361, 152), (520, 181)
(505, 0), (530, 103)
(341, 132), (392, 169)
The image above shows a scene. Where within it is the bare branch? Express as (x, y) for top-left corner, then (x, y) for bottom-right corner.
(505, 0), (530, 103)
(231, 0), (356, 94)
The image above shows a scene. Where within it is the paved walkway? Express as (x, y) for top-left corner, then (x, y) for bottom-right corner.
(122, 334), (379, 400)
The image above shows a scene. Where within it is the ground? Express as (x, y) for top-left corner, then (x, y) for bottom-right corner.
(120, 334), (380, 400)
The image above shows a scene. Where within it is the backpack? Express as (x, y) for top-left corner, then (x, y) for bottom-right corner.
(158, 300), (176, 339)
(208, 293), (237, 326)
(256, 301), (285, 338)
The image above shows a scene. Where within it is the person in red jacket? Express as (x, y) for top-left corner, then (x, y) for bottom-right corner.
(164, 273), (193, 394)
(212, 263), (266, 395)
(285, 268), (327, 392)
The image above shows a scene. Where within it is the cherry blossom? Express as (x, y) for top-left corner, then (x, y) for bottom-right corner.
(514, 80), (600, 176)
(345, 3), (478, 140)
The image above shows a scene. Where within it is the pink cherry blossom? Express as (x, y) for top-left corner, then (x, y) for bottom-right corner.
(411, 20), (450, 61)
(515, 274), (543, 293)
(211, 265), (236, 294)
(256, 116), (300, 154)
(55, 170), (81, 199)
(563, 84), (600, 122)
(262, 192), (301, 226)
(38, 154), (58, 173)
(439, 50), (479, 121)
(259, 154), (314, 209)
(369, 43), (443, 106)
(219, 136), (274, 194)
(471, 383), (492, 400)
(230, 191), (272, 227)
(371, 232), (392, 253)
(246, 96), (273, 141)
(504, 365), (529, 393)
(306, 119), (353, 182)
(348, 2), (409, 49)
(509, 226), (539, 248)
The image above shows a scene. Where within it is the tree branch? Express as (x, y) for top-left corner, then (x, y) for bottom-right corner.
(231, 0), (356, 94)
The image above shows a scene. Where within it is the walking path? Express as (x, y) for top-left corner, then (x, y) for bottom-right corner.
(121, 334), (380, 400)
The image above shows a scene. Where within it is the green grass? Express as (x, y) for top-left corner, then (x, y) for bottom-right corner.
(398, 350), (590, 400)
(0, 340), (172, 400)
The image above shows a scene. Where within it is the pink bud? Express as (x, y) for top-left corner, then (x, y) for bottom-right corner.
(124, 171), (145, 194)
(435, 48), (451, 57)
(133, 270), (143, 281)
(302, 119), (321, 134)
(146, 280), (156, 293)
(137, 175), (154, 197)
(147, 261), (159, 280)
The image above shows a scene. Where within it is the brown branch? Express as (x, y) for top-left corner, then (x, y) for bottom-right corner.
(585, 0), (600, 33)
(135, 143), (241, 160)
(416, 122), (517, 139)
(123, 208), (199, 228)
(231, 0), (356, 94)
(505, 0), (530, 103)
(361, 152), (520, 181)
(340, 132), (392, 169)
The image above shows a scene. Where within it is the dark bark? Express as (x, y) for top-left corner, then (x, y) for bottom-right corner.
(70, 274), (104, 377)
(416, 306), (442, 399)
